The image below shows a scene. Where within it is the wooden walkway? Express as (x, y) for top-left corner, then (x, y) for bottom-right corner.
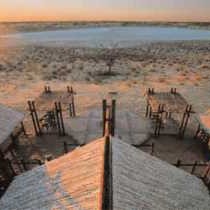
(146, 89), (195, 137)
(64, 110), (152, 146)
(147, 90), (191, 113)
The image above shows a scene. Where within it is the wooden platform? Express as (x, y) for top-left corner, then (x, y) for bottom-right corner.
(153, 118), (180, 136)
(147, 91), (190, 113)
(34, 90), (73, 111)
(146, 89), (195, 137)
(195, 115), (210, 150)
(65, 110), (152, 146)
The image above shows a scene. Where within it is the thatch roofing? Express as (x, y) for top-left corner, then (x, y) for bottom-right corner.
(1, 137), (210, 210)
(112, 138), (210, 210)
(0, 104), (24, 149)
(0, 138), (106, 210)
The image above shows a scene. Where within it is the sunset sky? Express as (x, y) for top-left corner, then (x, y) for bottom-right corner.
(0, 0), (210, 22)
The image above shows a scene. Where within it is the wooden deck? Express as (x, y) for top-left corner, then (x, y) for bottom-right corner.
(147, 91), (190, 113)
(65, 110), (152, 146)
(146, 89), (195, 137)
(34, 90), (73, 111)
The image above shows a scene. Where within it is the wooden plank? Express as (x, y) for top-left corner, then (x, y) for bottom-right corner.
(147, 92), (190, 113)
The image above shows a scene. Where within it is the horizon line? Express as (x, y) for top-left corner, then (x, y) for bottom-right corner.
(1, 20), (210, 24)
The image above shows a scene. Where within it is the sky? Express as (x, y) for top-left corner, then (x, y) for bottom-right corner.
(0, 0), (210, 22)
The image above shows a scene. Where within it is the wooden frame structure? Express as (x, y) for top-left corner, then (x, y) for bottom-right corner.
(0, 105), (28, 193)
(43, 85), (76, 118)
(202, 163), (210, 190)
(44, 86), (52, 94)
(28, 100), (65, 136)
(194, 122), (210, 160)
(0, 149), (43, 196)
(102, 99), (116, 137)
(174, 159), (209, 175)
(0, 156), (16, 196)
(67, 86), (76, 117)
(132, 142), (155, 156)
(146, 88), (194, 137)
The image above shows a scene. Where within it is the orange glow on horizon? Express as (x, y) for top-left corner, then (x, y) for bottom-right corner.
(0, 1), (210, 22)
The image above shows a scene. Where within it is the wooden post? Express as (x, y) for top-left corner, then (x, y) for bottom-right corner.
(154, 115), (159, 137)
(202, 164), (210, 189)
(151, 142), (155, 156)
(55, 102), (62, 136)
(6, 158), (16, 177)
(21, 122), (26, 136)
(175, 159), (181, 168)
(149, 105), (152, 118)
(68, 86), (76, 117)
(69, 103), (73, 117)
(10, 149), (23, 173)
(102, 100), (107, 136)
(145, 101), (149, 117)
(71, 87), (76, 117)
(191, 161), (198, 174)
(44, 86), (48, 94)
(44, 86), (51, 94)
(0, 158), (16, 186)
(28, 101), (42, 136)
(55, 102), (65, 136)
(158, 104), (164, 136)
(32, 101), (42, 136)
(155, 104), (164, 137)
(170, 88), (177, 94)
(194, 124), (201, 139)
(111, 100), (116, 136)
(28, 101), (39, 136)
(63, 142), (68, 154)
(21, 159), (28, 171)
(58, 102), (65, 136)
(67, 86), (71, 94)
(179, 105), (192, 137)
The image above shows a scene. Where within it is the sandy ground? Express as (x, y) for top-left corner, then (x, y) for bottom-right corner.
(1, 41), (210, 175)
(1, 41), (210, 112)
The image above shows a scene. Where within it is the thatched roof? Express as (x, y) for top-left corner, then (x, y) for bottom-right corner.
(0, 104), (24, 148)
(0, 138), (106, 210)
(112, 138), (210, 210)
(1, 137), (210, 210)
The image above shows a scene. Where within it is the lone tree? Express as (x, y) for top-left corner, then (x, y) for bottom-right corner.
(106, 54), (115, 75)
(104, 43), (119, 75)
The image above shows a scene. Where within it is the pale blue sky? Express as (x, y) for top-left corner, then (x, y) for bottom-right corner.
(1, 0), (210, 22)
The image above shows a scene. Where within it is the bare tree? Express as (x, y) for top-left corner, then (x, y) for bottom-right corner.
(104, 43), (119, 75)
